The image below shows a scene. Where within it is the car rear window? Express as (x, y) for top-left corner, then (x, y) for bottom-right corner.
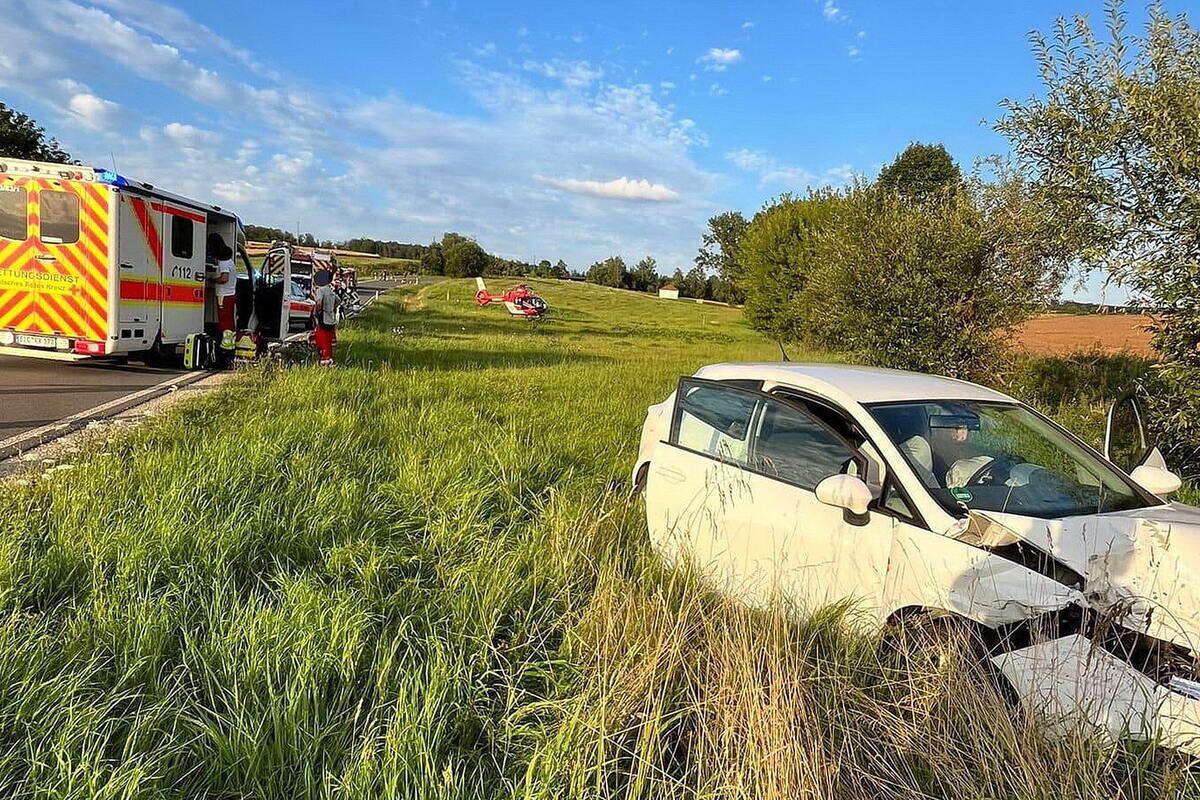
(39, 191), (79, 244)
(672, 382), (757, 465)
(0, 187), (27, 241)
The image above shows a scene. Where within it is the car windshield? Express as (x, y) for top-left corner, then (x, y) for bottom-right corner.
(868, 400), (1154, 519)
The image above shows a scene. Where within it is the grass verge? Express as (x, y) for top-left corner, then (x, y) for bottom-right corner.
(0, 279), (1195, 798)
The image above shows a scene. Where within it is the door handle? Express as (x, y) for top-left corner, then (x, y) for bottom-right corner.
(35, 255), (55, 262)
(119, 262), (134, 270)
(194, 273), (205, 282)
(654, 465), (686, 484)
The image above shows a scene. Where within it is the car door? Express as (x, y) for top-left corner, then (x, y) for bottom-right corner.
(741, 392), (895, 617)
(644, 379), (760, 581)
(645, 379), (896, 618)
(1105, 393), (1162, 472)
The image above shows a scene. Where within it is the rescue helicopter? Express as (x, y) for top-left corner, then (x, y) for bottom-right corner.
(474, 277), (548, 319)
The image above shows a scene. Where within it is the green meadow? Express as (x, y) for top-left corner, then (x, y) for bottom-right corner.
(1, 279), (1194, 799)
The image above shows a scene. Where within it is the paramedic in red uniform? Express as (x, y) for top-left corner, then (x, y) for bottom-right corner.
(311, 268), (341, 367)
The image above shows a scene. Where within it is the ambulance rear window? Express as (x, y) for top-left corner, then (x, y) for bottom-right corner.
(171, 215), (194, 259)
(0, 187), (26, 241)
(40, 192), (79, 244)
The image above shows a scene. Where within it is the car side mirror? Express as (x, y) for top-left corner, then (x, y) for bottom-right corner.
(816, 474), (873, 526)
(1130, 464), (1182, 497)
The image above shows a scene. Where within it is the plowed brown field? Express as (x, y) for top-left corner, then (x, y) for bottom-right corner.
(1015, 314), (1154, 357)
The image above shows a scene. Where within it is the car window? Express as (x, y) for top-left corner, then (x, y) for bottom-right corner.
(750, 398), (858, 489)
(39, 191), (79, 244)
(880, 479), (917, 521)
(672, 382), (757, 465)
(0, 187), (27, 240)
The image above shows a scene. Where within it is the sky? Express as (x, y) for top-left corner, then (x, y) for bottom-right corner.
(1, 0), (1193, 301)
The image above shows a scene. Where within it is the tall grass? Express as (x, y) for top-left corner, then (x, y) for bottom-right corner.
(0, 279), (1195, 797)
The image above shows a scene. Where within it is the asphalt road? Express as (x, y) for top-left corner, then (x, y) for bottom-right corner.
(0, 281), (394, 445)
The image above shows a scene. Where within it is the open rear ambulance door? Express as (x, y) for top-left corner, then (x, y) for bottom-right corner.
(117, 193), (162, 350)
(257, 244), (291, 342)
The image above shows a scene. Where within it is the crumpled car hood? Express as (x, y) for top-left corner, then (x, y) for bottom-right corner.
(963, 503), (1200, 649)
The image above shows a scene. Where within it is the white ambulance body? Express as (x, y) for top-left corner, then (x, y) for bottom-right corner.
(0, 157), (244, 360)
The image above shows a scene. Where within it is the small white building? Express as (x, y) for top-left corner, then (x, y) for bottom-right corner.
(658, 284), (679, 300)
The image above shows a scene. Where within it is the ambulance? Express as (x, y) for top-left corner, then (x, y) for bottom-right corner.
(0, 157), (292, 363)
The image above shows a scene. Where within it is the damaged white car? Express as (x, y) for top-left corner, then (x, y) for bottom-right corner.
(632, 362), (1200, 754)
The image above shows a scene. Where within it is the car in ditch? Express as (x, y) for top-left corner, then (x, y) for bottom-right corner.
(631, 362), (1200, 755)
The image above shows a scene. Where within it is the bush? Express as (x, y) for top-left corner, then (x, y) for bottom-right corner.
(737, 191), (842, 342)
(802, 180), (1067, 378)
(1006, 350), (1153, 409)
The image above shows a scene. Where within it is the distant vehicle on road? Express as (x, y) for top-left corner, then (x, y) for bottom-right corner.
(0, 157), (293, 363)
(633, 362), (1200, 756)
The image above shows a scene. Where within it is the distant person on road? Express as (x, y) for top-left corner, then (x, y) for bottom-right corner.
(311, 268), (341, 367)
(206, 233), (237, 356)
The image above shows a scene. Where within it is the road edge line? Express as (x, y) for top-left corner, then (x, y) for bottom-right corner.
(0, 370), (211, 461)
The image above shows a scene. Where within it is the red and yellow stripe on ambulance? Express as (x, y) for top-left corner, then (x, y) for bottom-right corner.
(0, 175), (110, 344)
(121, 196), (205, 341)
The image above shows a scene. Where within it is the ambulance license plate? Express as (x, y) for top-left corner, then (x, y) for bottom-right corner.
(14, 333), (56, 349)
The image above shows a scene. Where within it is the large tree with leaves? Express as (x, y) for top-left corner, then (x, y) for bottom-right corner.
(586, 256), (627, 288)
(736, 191), (844, 341)
(877, 142), (962, 202)
(997, 1), (1200, 471)
(695, 211), (748, 303)
(629, 256), (659, 292)
(0, 103), (72, 162)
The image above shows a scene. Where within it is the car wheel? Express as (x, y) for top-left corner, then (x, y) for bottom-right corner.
(883, 612), (1022, 708)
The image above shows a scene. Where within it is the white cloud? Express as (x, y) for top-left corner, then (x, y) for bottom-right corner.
(708, 83), (729, 97)
(88, 0), (271, 76)
(822, 0), (844, 21)
(66, 92), (120, 130)
(742, 21), (754, 29)
(271, 151), (314, 176)
(698, 47), (742, 71)
(847, 45), (861, 58)
(726, 148), (856, 188)
(535, 176), (680, 202)
(659, 81), (675, 91)
(4, 0), (719, 269)
(762, 75), (773, 82)
(522, 59), (603, 88)
(163, 121), (220, 147)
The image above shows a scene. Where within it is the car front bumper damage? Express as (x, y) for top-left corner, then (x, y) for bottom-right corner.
(992, 633), (1200, 755)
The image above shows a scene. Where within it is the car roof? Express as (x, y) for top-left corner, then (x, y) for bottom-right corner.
(694, 362), (1017, 405)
